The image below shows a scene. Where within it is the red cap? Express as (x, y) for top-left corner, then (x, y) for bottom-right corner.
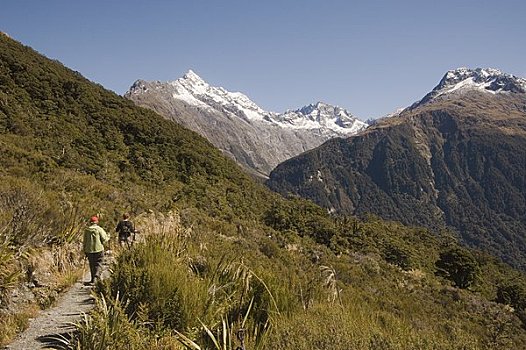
(90, 216), (99, 223)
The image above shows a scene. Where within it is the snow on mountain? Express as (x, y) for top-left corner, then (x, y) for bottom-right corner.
(128, 70), (367, 134)
(366, 107), (405, 126)
(169, 70), (270, 121)
(411, 67), (526, 108)
(276, 102), (367, 134)
(126, 70), (368, 176)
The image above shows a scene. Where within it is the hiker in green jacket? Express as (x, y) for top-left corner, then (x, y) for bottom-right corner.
(83, 215), (109, 285)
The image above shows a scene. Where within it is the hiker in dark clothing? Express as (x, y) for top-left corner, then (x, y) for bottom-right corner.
(116, 213), (135, 247)
(83, 216), (109, 285)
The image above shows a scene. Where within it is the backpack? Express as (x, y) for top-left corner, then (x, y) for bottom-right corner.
(118, 220), (134, 240)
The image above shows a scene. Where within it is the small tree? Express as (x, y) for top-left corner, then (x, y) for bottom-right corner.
(435, 246), (479, 289)
(496, 282), (526, 310)
(381, 240), (413, 270)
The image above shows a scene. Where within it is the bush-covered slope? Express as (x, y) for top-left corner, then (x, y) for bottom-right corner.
(0, 33), (275, 221)
(0, 33), (275, 344)
(267, 94), (526, 270)
(1, 33), (526, 349)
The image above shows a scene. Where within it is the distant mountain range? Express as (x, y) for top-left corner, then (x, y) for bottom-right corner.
(267, 67), (526, 270)
(125, 70), (367, 176)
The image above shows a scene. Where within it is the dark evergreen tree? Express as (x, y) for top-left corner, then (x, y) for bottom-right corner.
(435, 247), (479, 289)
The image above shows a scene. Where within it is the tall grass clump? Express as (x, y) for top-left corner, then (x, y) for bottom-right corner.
(69, 294), (153, 350)
(0, 177), (89, 345)
(96, 211), (279, 349)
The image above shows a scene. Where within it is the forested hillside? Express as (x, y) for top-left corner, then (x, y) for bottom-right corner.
(0, 32), (274, 220)
(1, 33), (526, 349)
(268, 92), (526, 271)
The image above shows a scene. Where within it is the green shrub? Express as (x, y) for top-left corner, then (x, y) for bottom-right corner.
(382, 242), (413, 270)
(435, 246), (479, 289)
(496, 282), (526, 310)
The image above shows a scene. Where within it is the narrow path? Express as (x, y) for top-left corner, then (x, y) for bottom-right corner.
(4, 253), (114, 350)
(3, 273), (94, 350)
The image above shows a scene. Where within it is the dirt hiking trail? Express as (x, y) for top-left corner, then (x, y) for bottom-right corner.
(4, 279), (93, 349)
(4, 252), (113, 350)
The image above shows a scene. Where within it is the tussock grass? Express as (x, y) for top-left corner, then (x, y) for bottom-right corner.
(69, 294), (150, 350)
(71, 211), (526, 349)
(0, 304), (39, 347)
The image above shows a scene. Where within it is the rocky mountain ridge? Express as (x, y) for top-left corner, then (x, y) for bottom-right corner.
(126, 70), (367, 176)
(410, 67), (526, 108)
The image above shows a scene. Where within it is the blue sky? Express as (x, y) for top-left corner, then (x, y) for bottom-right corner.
(2, 0), (525, 119)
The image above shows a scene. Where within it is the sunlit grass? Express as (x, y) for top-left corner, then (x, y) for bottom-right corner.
(70, 211), (526, 349)
(0, 304), (39, 347)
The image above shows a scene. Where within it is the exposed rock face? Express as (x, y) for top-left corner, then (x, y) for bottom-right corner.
(125, 71), (367, 177)
(267, 68), (526, 270)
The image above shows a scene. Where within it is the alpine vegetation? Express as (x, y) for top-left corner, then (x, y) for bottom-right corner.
(1, 34), (526, 349)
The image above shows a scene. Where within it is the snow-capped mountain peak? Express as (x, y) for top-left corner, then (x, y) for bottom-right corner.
(270, 101), (366, 134)
(125, 71), (368, 176)
(128, 70), (368, 133)
(175, 69), (209, 94)
(282, 101), (367, 133)
(412, 67), (526, 108)
(166, 70), (269, 121)
(439, 67), (526, 94)
(183, 69), (204, 83)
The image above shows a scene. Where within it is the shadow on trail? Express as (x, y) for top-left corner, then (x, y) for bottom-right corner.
(36, 332), (73, 349)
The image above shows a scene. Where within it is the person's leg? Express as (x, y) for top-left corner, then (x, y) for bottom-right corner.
(92, 251), (104, 281)
(87, 253), (97, 282)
